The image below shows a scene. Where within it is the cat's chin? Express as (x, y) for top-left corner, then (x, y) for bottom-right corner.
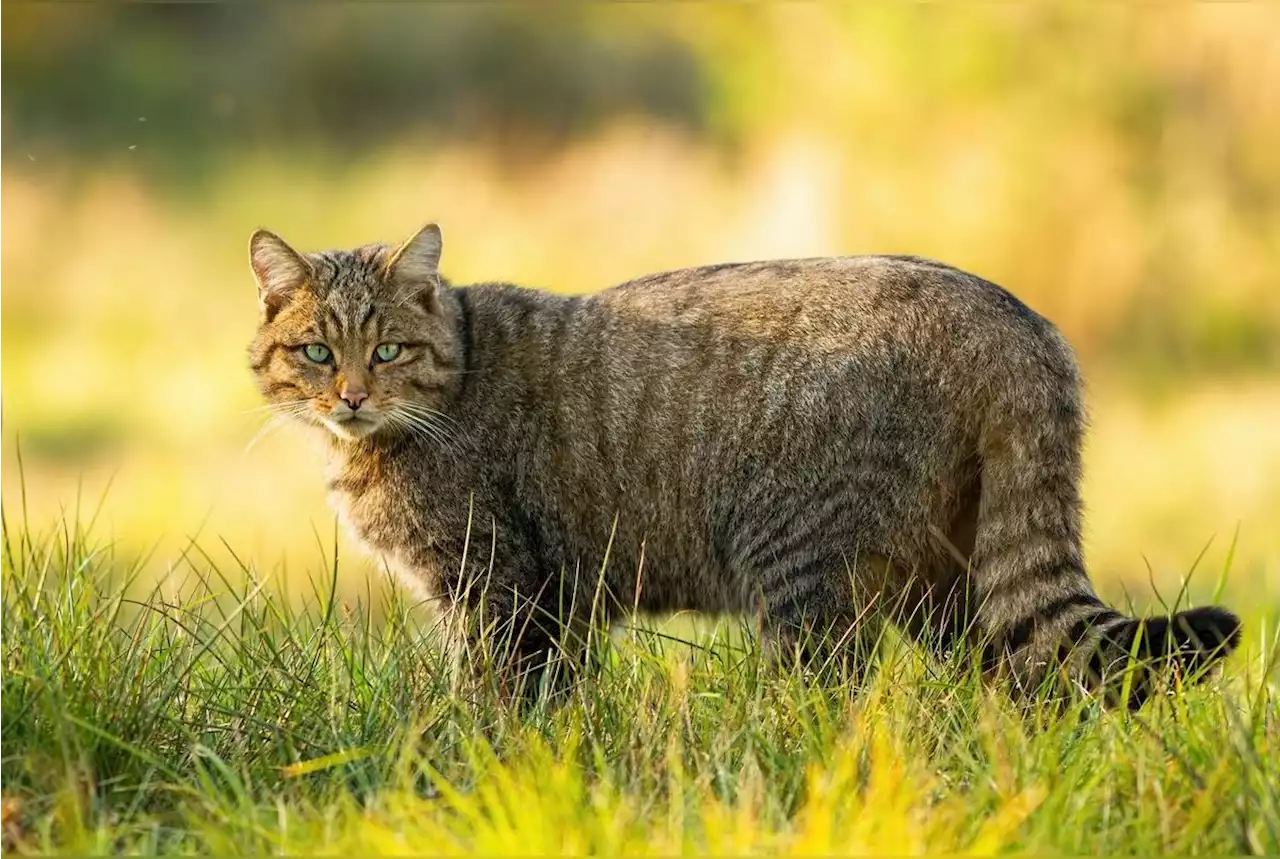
(324, 415), (384, 441)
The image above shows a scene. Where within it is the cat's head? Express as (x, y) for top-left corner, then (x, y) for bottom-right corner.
(247, 224), (461, 442)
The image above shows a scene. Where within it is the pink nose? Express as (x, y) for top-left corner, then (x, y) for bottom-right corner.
(340, 389), (368, 409)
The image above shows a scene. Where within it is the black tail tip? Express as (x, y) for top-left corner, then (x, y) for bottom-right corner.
(1174, 605), (1242, 656)
(1134, 605), (1242, 675)
(1106, 605), (1241, 711)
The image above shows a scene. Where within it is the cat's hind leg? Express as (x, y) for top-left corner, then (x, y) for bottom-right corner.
(755, 552), (886, 686)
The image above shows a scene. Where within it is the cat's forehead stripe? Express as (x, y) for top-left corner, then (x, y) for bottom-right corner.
(310, 250), (380, 341)
(324, 291), (374, 342)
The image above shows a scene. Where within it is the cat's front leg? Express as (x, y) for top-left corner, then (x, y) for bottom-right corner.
(444, 558), (604, 705)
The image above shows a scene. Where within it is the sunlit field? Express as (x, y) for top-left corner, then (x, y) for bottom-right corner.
(4, 3), (1280, 854)
(3, 147), (1278, 605)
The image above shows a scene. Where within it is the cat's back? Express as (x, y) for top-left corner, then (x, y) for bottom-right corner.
(593, 253), (1045, 345)
(447, 252), (1065, 604)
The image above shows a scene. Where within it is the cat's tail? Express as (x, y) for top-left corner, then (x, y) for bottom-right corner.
(1080, 606), (1242, 708)
(967, 319), (1240, 706)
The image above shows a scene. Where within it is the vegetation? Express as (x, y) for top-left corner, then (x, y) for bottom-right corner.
(2, 497), (1278, 854)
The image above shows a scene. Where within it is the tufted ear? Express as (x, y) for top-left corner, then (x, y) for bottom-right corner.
(383, 223), (443, 314)
(249, 229), (312, 323)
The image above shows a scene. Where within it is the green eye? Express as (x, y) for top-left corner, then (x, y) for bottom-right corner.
(374, 343), (401, 363)
(303, 344), (331, 363)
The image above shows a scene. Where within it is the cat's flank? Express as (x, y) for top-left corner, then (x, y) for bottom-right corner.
(247, 223), (1240, 706)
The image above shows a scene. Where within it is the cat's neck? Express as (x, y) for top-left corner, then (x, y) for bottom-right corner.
(324, 428), (431, 475)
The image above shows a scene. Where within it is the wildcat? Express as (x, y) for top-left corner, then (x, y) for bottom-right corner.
(247, 223), (1240, 706)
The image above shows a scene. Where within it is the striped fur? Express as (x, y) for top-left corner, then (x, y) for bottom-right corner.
(247, 226), (1241, 705)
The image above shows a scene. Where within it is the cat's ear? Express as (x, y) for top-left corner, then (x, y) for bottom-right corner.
(249, 229), (311, 322)
(384, 223), (443, 314)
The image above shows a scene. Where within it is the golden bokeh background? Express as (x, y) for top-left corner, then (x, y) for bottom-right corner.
(3, 4), (1277, 608)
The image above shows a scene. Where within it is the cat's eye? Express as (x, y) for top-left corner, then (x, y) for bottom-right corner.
(302, 343), (331, 364)
(374, 343), (402, 363)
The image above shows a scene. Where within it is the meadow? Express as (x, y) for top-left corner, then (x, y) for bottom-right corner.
(4, 4), (1280, 854)
(2, 148), (1278, 852)
(3, 496), (1279, 855)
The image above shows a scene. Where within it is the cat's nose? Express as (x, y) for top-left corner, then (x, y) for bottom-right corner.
(340, 388), (368, 410)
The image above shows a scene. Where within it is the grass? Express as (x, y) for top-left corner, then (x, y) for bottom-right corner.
(3, 498), (1278, 856)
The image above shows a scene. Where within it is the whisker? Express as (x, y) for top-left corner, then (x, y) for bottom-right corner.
(388, 406), (460, 455)
(394, 402), (456, 429)
(398, 408), (459, 448)
(240, 399), (310, 416)
(405, 414), (453, 451)
(244, 416), (287, 455)
(396, 401), (462, 431)
(388, 411), (445, 453)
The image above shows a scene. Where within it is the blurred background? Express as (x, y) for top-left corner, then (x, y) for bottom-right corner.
(3, 4), (1278, 608)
